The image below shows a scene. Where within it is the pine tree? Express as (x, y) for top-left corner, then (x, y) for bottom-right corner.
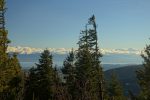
(136, 44), (150, 100)
(107, 72), (125, 100)
(62, 49), (76, 99)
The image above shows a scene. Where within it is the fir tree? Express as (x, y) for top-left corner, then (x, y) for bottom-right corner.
(136, 44), (150, 100)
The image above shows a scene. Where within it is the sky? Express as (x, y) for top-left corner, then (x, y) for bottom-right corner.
(6, 0), (150, 50)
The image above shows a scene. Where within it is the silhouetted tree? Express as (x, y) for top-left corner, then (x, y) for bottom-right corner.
(74, 15), (104, 100)
(136, 44), (150, 100)
(88, 15), (104, 100)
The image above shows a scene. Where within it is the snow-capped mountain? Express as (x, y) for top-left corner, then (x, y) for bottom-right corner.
(7, 46), (141, 55)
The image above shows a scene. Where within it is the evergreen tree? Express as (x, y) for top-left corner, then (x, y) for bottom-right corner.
(52, 67), (69, 100)
(23, 67), (39, 100)
(75, 47), (93, 100)
(88, 15), (104, 100)
(6, 54), (24, 100)
(62, 49), (76, 99)
(35, 49), (54, 100)
(136, 44), (150, 100)
(75, 15), (104, 100)
(107, 72), (125, 100)
(0, 1), (23, 99)
(24, 50), (66, 100)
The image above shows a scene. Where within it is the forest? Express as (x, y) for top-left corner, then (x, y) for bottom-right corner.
(0, 0), (150, 100)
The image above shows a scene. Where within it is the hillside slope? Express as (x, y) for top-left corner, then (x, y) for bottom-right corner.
(104, 65), (142, 96)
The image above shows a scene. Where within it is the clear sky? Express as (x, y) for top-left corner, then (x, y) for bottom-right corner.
(6, 0), (150, 49)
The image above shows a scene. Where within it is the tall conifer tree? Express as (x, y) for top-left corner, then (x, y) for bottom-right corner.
(0, 0), (23, 99)
(35, 50), (54, 100)
(24, 50), (66, 100)
(75, 15), (104, 100)
(88, 15), (104, 100)
(136, 44), (150, 100)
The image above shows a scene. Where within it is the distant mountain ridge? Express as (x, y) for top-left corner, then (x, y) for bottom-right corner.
(8, 46), (141, 55)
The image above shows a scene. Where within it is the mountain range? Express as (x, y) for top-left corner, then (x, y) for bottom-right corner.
(8, 46), (141, 55)
(7, 46), (143, 71)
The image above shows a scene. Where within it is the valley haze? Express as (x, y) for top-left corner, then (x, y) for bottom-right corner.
(7, 46), (143, 70)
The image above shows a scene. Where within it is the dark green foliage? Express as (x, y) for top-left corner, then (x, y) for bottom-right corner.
(74, 15), (104, 100)
(62, 49), (76, 99)
(52, 67), (69, 100)
(107, 72), (125, 100)
(128, 90), (137, 100)
(0, 38), (23, 100)
(136, 44), (150, 100)
(23, 67), (39, 100)
(24, 50), (67, 100)
(75, 48), (94, 100)
(24, 50), (54, 100)
(0, 1), (23, 99)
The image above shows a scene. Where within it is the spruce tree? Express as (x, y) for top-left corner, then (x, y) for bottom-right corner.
(136, 44), (150, 100)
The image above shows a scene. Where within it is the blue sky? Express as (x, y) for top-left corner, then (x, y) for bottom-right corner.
(6, 0), (150, 49)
